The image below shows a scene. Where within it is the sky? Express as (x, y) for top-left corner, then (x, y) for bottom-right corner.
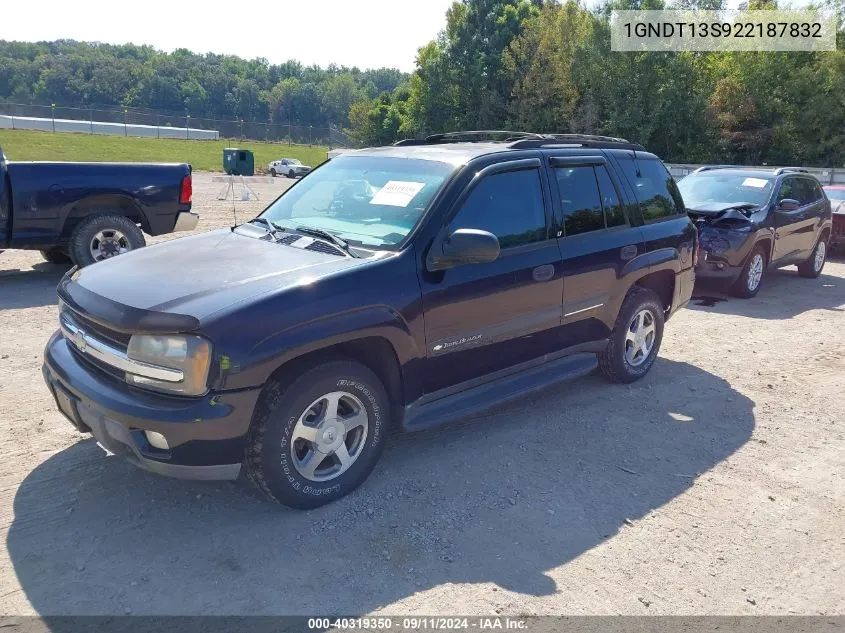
(1, 0), (456, 72)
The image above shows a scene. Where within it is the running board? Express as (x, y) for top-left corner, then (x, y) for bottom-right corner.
(402, 352), (598, 431)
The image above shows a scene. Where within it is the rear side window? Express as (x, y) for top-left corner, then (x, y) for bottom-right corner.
(595, 165), (626, 228)
(618, 156), (684, 222)
(555, 166), (604, 235)
(451, 168), (547, 248)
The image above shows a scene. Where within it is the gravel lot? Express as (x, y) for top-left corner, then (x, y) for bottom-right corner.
(0, 171), (843, 615)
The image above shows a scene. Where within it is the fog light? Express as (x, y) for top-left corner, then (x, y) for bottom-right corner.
(716, 263), (725, 270)
(144, 430), (169, 450)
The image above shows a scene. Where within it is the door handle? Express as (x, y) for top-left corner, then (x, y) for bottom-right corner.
(532, 264), (555, 282)
(620, 245), (638, 260)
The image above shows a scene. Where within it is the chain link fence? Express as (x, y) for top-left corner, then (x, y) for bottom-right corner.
(0, 101), (358, 147)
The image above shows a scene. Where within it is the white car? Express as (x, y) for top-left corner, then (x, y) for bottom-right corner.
(269, 158), (311, 178)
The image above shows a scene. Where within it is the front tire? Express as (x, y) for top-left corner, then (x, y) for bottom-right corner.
(797, 237), (827, 278)
(245, 360), (390, 509)
(40, 247), (72, 265)
(69, 214), (146, 267)
(598, 287), (665, 384)
(732, 245), (766, 298)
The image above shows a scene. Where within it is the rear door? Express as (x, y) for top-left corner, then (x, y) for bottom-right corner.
(418, 158), (564, 394)
(549, 154), (644, 347)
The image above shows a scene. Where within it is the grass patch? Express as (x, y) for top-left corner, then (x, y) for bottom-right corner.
(0, 129), (330, 173)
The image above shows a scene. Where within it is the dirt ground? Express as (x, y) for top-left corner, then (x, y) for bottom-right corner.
(0, 171), (843, 616)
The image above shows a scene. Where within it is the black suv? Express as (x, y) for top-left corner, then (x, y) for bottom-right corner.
(678, 166), (832, 298)
(43, 132), (697, 509)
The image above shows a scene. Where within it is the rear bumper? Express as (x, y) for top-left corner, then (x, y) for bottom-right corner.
(173, 211), (200, 232)
(831, 215), (845, 247)
(42, 331), (261, 481)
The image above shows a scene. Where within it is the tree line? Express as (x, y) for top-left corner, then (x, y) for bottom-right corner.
(2, 0), (844, 165)
(0, 39), (407, 128)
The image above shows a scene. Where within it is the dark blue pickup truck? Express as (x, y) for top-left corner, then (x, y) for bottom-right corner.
(43, 132), (697, 509)
(0, 147), (197, 266)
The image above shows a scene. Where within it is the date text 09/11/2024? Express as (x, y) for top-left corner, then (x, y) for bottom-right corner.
(307, 617), (529, 630)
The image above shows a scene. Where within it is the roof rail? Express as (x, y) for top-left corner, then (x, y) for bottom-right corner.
(692, 165), (744, 173)
(394, 130), (644, 151)
(773, 167), (810, 175)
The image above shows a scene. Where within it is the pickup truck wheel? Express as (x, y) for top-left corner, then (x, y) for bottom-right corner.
(732, 245), (766, 298)
(598, 287), (664, 384)
(797, 238), (827, 278)
(245, 360), (389, 509)
(39, 247), (72, 265)
(270, 168), (277, 177)
(288, 169), (296, 179)
(69, 214), (146, 267)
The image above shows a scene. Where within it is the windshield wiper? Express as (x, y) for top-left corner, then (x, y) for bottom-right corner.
(295, 226), (360, 258)
(249, 217), (286, 236)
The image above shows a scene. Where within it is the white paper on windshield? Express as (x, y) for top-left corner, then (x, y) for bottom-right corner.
(742, 178), (768, 188)
(370, 181), (426, 207)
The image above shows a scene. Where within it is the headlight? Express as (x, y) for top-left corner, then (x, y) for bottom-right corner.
(125, 334), (211, 396)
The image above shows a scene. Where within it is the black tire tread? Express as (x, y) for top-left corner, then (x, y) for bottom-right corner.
(244, 359), (388, 508)
(598, 286), (664, 384)
(797, 237), (826, 278)
(68, 213), (146, 266)
(731, 244), (767, 299)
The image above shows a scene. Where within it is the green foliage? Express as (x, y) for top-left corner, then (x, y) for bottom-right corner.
(0, 40), (407, 127)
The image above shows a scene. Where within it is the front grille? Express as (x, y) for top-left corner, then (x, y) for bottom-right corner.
(68, 309), (131, 348)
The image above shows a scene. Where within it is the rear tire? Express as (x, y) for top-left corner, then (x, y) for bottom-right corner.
(732, 245), (766, 298)
(245, 360), (390, 509)
(598, 287), (665, 384)
(39, 247), (72, 265)
(288, 169), (296, 179)
(69, 214), (146, 267)
(797, 237), (827, 278)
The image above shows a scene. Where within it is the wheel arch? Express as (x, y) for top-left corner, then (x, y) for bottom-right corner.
(62, 195), (150, 239)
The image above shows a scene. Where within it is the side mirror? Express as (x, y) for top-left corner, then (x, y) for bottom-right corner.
(777, 198), (801, 211)
(427, 228), (500, 271)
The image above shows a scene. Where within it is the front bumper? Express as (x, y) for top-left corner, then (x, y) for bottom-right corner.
(43, 331), (261, 481)
(173, 211), (200, 232)
(694, 255), (744, 284)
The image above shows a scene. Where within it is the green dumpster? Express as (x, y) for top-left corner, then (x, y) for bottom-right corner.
(223, 148), (255, 176)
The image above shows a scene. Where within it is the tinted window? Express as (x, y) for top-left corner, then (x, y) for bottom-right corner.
(777, 178), (799, 203)
(451, 169), (547, 248)
(555, 166), (604, 235)
(595, 165), (627, 227)
(618, 156), (684, 221)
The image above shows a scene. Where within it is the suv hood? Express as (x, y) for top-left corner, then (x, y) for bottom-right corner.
(60, 228), (369, 331)
(686, 201), (759, 217)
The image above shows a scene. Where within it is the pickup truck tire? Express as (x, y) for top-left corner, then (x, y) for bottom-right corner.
(598, 287), (664, 384)
(245, 360), (389, 509)
(39, 247), (72, 265)
(270, 168), (277, 177)
(69, 214), (146, 267)
(797, 238), (827, 279)
(732, 245), (767, 298)
(288, 169), (296, 179)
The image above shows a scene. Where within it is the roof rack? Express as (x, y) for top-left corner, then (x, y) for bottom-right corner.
(692, 165), (744, 173)
(393, 130), (644, 151)
(773, 167), (810, 175)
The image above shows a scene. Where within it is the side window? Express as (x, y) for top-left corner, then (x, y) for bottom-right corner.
(554, 166), (604, 235)
(595, 165), (627, 228)
(618, 156), (684, 222)
(800, 179), (822, 204)
(777, 178), (796, 202)
(450, 168), (547, 249)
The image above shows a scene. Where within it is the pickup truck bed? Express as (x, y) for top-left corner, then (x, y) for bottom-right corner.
(0, 148), (196, 266)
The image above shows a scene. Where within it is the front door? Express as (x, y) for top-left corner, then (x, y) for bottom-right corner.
(773, 176), (824, 263)
(418, 160), (563, 394)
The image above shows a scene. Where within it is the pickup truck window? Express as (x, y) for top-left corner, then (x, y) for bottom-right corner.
(449, 168), (547, 249)
(618, 156), (684, 222)
(261, 155), (454, 248)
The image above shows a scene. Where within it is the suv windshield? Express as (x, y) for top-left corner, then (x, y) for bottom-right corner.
(678, 172), (774, 208)
(260, 155), (455, 248)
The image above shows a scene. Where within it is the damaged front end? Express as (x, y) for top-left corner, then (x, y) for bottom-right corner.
(687, 203), (761, 280)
